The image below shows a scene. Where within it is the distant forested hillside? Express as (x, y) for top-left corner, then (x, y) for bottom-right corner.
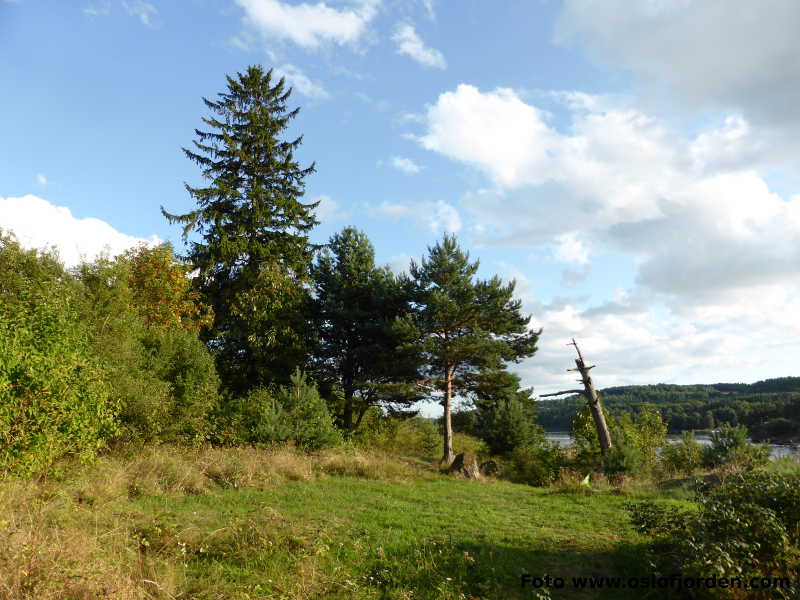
(534, 377), (800, 443)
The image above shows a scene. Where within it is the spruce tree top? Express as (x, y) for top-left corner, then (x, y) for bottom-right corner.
(162, 65), (319, 283)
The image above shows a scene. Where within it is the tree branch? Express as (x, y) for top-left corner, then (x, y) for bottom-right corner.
(539, 389), (586, 397)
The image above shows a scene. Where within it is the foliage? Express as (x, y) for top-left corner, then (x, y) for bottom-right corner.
(605, 405), (667, 477)
(660, 430), (703, 476)
(311, 227), (420, 431)
(703, 423), (770, 471)
(0, 235), (118, 475)
(398, 234), (540, 464)
(276, 370), (342, 450)
(353, 409), (440, 457)
(535, 379), (800, 443)
(162, 65), (319, 393)
(470, 369), (544, 456)
(450, 432), (489, 458)
(499, 442), (567, 487)
(125, 243), (213, 333)
(627, 471), (800, 599)
(77, 252), (218, 445)
(570, 403), (668, 478)
(215, 370), (341, 450)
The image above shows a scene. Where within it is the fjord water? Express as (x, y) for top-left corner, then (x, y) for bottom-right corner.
(543, 431), (799, 459)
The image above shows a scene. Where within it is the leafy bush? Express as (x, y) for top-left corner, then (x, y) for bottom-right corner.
(451, 432), (489, 458)
(0, 237), (118, 475)
(477, 395), (544, 456)
(500, 442), (566, 487)
(660, 430), (703, 476)
(703, 423), (770, 471)
(602, 440), (644, 477)
(353, 410), (440, 457)
(627, 471), (800, 599)
(571, 403), (668, 478)
(275, 370), (342, 450)
(76, 252), (219, 445)
(215, 370), (341, 450)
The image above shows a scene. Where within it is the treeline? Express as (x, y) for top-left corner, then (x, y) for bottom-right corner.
(0, 65), (541, 476)
(535, 379), (800, 442)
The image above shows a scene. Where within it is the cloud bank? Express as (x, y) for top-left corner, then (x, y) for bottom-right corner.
(0, 194), (160, 267)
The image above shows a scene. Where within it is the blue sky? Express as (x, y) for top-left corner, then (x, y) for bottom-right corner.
(3, 0), (800, 397)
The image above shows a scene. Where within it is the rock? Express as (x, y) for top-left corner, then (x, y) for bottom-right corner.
(449, 452), (481, 479)
(479, 460), (501, 477)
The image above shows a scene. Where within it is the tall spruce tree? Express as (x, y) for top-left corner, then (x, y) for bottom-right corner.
(311, 227), (420, 432)
(163, 66), (318, 392)
(398, 235), (541, 465)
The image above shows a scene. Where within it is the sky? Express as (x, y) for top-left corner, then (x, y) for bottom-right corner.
(2, 0), (800, 402)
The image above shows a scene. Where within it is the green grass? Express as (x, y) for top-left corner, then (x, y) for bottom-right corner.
(0, 447), (692, 600)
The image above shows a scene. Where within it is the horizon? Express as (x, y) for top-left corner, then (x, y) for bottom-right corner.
(3, 0), (799, 398)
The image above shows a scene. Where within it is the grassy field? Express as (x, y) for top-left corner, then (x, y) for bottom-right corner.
(0, 446), (693, 600)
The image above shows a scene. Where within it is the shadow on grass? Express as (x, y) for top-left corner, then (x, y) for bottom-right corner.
(362, 537), (665, 600)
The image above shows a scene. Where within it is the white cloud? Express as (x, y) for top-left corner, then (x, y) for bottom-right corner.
(0, 195), (160, 268)
(234, 0), (380, 49)
(421, 0), (435, 20)
(391, 22), (446, 69)
(82, 2), (110, 16)
(417, 85), (800, 301)
(418, 85), (558, 188)
(312, 194), (342, 221)
(122, 0), (157, 26)
(414, 83), (800, 391)
(552, 232), (588, 265)
(554, 0), (800, 133)
(35, 173), (47, 186)
(374, 199), (461, 233)
(273, 64), (329, 99)
(390, 156), (421, 174)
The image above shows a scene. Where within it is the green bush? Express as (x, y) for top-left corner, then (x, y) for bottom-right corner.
(660, 430), (703, 476)
(276, 370), (342, 450)
(500, 442), (566, 487)
(450, 431), (489, 459)
(571, 403), (668, 478)
(627, 471), (800, 599)
(215, 370), (341, 450)
(703, 423), (770, 471)
(76, 254), (219, 445)
(0, 237), (118, 475)
(353, 410), (440, 457)
(477, 395), (544, 456)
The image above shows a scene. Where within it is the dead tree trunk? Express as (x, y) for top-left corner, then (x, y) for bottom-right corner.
(541, 338), (614, 456)
(440, 365), (456, 467)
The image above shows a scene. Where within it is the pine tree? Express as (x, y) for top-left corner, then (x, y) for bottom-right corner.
(398, 235), (541, 465)
(311, 227), (420, 432)
(162, 65), (319, 392)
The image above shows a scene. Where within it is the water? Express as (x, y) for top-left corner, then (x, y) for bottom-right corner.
(543, 431), (799, 459)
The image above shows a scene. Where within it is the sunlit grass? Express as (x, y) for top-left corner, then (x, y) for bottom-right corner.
(0, 446), (691, 599)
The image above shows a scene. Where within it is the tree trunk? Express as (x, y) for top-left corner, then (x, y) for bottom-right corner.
(342, 393), (354, 432)
(580, 362), (613, 455)
(440, 366), (455, 466)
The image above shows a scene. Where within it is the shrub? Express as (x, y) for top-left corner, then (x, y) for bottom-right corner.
(660, 430), (703, 476)
(602, 440), (643, 478)
(215, 370), (341, 450)
(353, 410), (440, 457)
(0, 236), (118, 475)
(703, 423), (770, 471)
(627, 471), (800, 599)
(77, 253), (219, 445)
(500, 442), (566, 487)
(477, 395), (545, 456)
